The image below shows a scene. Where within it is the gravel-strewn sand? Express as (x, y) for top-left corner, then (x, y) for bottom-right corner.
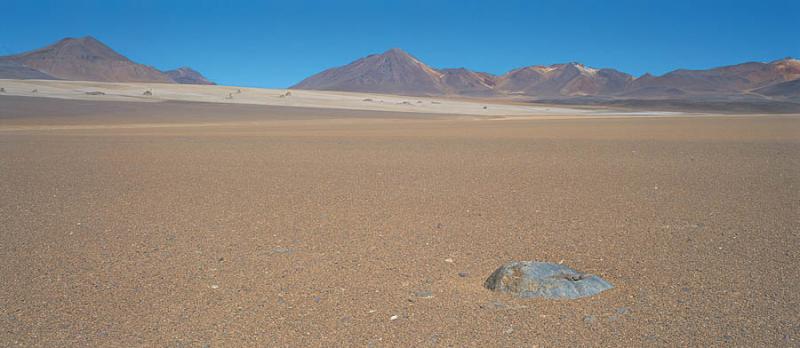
(0, 79), (595, 116)
(1, 96), (798, 346)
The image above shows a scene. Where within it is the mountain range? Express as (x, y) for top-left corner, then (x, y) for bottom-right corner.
(1, 37), (797, 102)
(0, 36), (213, 85)
(292, 48), (800, 101)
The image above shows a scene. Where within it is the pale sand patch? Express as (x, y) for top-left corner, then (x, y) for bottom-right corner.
(0, 78), (606, 116)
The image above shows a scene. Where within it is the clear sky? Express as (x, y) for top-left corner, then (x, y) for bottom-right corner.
(2, 0), (798, 87)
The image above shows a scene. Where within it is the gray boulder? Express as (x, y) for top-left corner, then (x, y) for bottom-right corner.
(484, 261), (613, 299)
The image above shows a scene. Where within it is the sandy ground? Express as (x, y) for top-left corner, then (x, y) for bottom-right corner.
(0, 79), (602, 116)
(1, 96), (799, 346)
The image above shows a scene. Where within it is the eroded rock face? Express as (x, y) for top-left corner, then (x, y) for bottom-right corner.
(484, 261), (613, 299)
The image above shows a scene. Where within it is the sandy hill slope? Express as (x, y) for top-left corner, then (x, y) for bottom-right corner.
(0, 79), (596, 116)
(164, 67), (215, 85)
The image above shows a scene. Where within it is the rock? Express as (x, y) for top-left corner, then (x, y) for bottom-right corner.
(484, 261), (613, 299)
(271, 247), (292, 254)
(458, 272), (469, 278)
(414, 290), (433, 298)
(479, 300), (507, 310)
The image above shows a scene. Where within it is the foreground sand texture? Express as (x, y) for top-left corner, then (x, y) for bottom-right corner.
(1, 96), (799, 346)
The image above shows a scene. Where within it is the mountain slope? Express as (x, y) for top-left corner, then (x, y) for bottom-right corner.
(293, 49), (800, 100)
(0, 60), (57, 80)
(753, 78), (800, 99)
(164, 67), (215, 85)
(1, 36), (173, 83)
(292, 48), (448, 96)
(496, 63), (632, 96)
(625, 58), (800, 97)
(291, 50), (633, 97)
(438, 68), (498, 96)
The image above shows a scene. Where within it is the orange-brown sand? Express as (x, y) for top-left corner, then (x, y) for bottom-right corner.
(1, 96), (799, 346)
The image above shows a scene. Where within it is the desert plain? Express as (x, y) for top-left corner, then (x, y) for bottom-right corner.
(1, 81), (799, 346)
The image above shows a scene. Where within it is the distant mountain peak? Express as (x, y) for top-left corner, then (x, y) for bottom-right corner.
(293, 49), (636, 97)
(773, 57), (798, 63)
(377, 48), (432, 69)
(2, 36), (171, 83)
(384, 47), (408, 55)
(164, 67), (215, 85)
(291, 47), (447, 96)
(18, 36), (124, 62)
(0, 36), (211, 85)
(294, 48), (800, 99)
(61, 35), (100, 43)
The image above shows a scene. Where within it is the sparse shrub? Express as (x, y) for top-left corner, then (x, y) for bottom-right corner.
(236, 89), (242, 94)
(85, 91), (105, 96)
(278, 91), (292, 98)
(31, 89), (38, 93)
(143, 90), (152, 96)
(363, 98), (373, 102)
(0, 87), (5, 93)
(225, 93), (234, 100)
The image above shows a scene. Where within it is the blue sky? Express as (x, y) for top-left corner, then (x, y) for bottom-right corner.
(2, 0), (798, 87)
